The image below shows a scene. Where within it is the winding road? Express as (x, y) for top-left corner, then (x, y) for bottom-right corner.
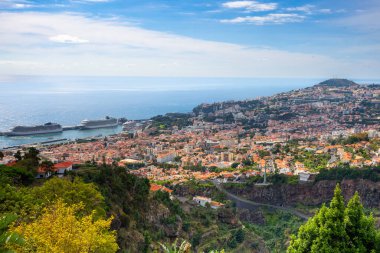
(212, 180), (310, 220)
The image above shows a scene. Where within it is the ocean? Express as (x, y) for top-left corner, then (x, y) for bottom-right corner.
(0, 76), (378, 148)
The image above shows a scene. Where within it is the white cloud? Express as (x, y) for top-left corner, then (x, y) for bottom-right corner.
(285, 5), (336, 15)
(222, 1), (277, 12)
(0, 12), (378, 78)
(285, 4), (315, 14)
(221, 13), (305, 25)
(0, 0), (33, 9)
(319, 9), (332, 14)
(49, 34), (89, 44)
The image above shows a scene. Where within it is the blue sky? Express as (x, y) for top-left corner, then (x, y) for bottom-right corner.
(0, 0), (379, 78)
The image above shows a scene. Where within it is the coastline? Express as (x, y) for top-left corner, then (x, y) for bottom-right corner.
(2, 78), (379, 150)
(0, 125), (124, 150)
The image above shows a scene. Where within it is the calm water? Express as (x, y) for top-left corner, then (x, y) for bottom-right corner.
(0, 76), (377, 148)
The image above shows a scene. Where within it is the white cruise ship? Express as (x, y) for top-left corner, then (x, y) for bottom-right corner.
(5, 123), (63, 136)
(80, 116), (119, 130)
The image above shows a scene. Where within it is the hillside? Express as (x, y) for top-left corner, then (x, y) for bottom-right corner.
(189, 79), (380, 138)
(316, 78), (358, 87)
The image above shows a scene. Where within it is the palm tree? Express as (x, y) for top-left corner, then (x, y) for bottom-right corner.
(0, 214), (24, 253)
(159, 239), (191, 253)
(159, 239), (224, 253)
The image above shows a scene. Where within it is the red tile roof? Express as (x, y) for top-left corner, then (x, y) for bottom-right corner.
(150, 183), (173, 193)
(53, 161), (73, 169)
(150, 184), (162, 192)
(5, 161), (17, 167)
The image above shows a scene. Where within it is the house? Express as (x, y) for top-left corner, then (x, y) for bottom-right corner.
(35, 167), (52, 179)
(35, 161), (73, 179)
(299, 172), (316, 183)
(193, 196), (212, 207)
(53, 161), (73, 177)
(5, 161), (17, 167)
(150, 183), (173, 195)
(193, 196), (224, 209)
(210, 201), (225, 209)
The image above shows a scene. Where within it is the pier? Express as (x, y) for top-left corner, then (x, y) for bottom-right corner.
(40, 138), (68, 144)
(62, 126), (81, 131)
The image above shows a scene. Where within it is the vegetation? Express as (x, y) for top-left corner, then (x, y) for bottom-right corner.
(294, 150), (330, 171)
(287, 184), (380, 252)
(0, 173), (118, 252)
(245, 209), (303, 252)
(0, 177), (105, 217)
(150, 113), (192, 130)
(1, 152), (379, 252)
(0, 214), (24, 252)
(11, 201), (118, 253)
(316, 167), (380, 182)
(330, 133), (369, 145)
(159, 239), (191, 253)
(174, 180), (227, 203)
(0, 165), (34, 186)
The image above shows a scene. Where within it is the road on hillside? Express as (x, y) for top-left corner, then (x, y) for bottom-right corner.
(212, 180), (310, 220)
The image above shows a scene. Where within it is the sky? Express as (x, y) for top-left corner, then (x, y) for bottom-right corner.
(0, 0), (379, 78)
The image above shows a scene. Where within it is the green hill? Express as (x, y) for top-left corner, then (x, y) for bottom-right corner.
(317, 78), (357, 87)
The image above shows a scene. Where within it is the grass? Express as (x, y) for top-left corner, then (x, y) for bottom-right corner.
(244, 208), (305, 253)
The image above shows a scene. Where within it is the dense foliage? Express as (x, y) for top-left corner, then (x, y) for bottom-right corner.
(294, 150), (330, 171)
(316, 167), (380, 182)
(11, 201), (118, 253)
(245, 210), (303, 252)
(150, 113), (192, 130)
(287, 184), (380, 253)
(0, 177), (105, 217)
(0, 174), (118, 252)
(330, 133), (369, 145)
(0, 214), (24, 251)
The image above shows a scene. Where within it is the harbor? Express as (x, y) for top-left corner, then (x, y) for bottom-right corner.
(0, 125), (124, 150)
(0, 116), (131, 149)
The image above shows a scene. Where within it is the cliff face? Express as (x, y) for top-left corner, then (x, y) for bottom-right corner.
(226, 180), (380, 208)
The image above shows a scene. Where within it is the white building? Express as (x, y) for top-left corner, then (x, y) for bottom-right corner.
(193, 196), (224, 209)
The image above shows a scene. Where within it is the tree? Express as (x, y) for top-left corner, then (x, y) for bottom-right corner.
(287, 184), (380, 253)
(39, 160), (54, 174)
(0, 214), (24, 252)
(344, 193), (379, 252)
(31, 177), (105, 216)
(13, 151), (22, 162)
(242, 159), (252, 166)
(235, 228), (245, 243)
(11, 200), (118, 253)
(0, 166), (34, 186)
(231, 162), (239, 169)
(23, 147), (39, 161)
(227, 237), (237, 249)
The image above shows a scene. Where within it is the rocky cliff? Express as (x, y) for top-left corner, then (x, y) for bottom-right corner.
(225, 179), (380, 208)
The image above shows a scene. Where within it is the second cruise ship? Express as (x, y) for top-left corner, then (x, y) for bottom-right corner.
(80, 116), (119, 130)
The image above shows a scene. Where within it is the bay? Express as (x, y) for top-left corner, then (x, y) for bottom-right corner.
(0, 76), (377, 148)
